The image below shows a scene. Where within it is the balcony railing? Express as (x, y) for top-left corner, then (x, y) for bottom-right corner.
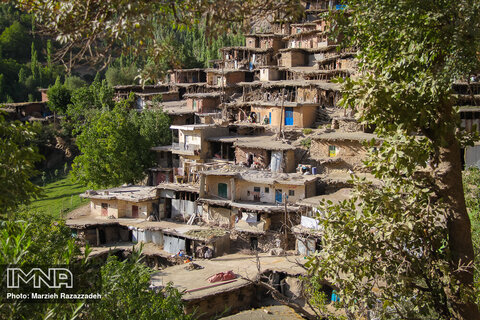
(171, 143), (201, 154)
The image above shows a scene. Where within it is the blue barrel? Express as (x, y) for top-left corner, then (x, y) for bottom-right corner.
(312, 167), (317, 175)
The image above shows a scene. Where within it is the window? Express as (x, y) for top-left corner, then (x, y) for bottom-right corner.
(265, 187), (269, 193)
(253, 187), (261, 193)
(218, 183), (228, 198)
(289, 190), (295, 196)
(329, 145), (337, 157)
(193, 100), (197, 111)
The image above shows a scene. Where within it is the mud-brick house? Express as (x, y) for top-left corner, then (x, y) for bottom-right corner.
(199, 168), (317, 208)
(184, 92), (221, 114)
(67, 220), (131, 246)
(198, 168), (318, 251)
(153, 100), (195, 126)
(278, 48), (307, 68)
(250, 101), (319, 128)
(310, 132), (379, 173)
(1, 101), (50, 120)
(147, 145), (178, 185)
(80, 186), (160, 219)
(294, 188), (351, 255)
(258, 66), (284, 82)
(284, 30), (333, 50)
(38, 88), (49, 102)
(245, 33), (285, 51)
(156, 183), (201, 221)
(220, 47), (277, 70)
(135, 91), (180, 110)
(207, 135), (296, 172)
(170, 124), (230, 183)
(167, 68), (207, 84)
(206, 69), (254, 86)
(290, 22), (317, 35)
(113, 84), (170, 101)
(160, 227), (230, 257)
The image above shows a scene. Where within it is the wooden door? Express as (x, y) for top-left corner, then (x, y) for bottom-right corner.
(101, 203), (108, 216)
(218, 183), (228, 199)
(132, 205), (139, 218)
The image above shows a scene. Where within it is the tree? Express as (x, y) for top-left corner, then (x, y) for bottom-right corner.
(64, 75), (87, 90)
(47, 76), (71, 115)
(14, 0), (304, 73)
(89, 252), (192, 320)
(0, 20), (31, 60)
(105, 54), (138, 86)
(66, 74), (114, 130)
(0, 113), (43, 215)
(0, 212), (189, 319)
(71, 99), (171, 188)
(307, 1), (480, 318)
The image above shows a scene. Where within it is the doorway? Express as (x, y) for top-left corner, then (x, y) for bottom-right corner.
(101, 203), (108, 216)
(250, 237), (258, 251)
(98, 229), (106, 244)
(165, 198), (172, 219)
(275, 189), (283, 203)
(132, 205), (139, 218)
(284, 107), (294, 126)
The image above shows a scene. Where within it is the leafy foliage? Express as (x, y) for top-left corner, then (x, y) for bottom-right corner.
(47, 76), (71, 114)
(71, 97), (171, 188)
(0, 212), (189, 319)
(0, 114), (43, 215)
(105, 54), (139, 86)
(307, 1), (480, 318)
(15, 0), (304, 74)
(89, 251), (192, 320)
(462, 167), (480, 306)
(307, 132), (454, 318)
(66, 74), (115, 130)
(0, 3), (64, 102)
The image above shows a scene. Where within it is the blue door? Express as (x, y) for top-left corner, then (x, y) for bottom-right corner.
(284, 107), (294, 126)
(269, 112), (272, 124)
(275, 190), (283, 203)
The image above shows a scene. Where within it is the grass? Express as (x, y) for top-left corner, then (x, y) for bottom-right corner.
(24, 175), (89, 218)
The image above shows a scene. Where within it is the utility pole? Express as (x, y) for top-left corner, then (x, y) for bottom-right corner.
(283, 192), (288, 250)
(278, 88), (286, 140)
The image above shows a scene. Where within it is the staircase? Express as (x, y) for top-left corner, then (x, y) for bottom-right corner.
(313, 107), (331, 128)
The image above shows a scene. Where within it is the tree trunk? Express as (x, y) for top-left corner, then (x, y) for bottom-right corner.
(436, 131), (480, 319)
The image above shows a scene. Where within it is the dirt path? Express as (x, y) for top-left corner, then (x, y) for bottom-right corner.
(65, 203), (90, 219)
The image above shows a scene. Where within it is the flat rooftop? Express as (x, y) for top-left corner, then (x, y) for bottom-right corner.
(297, 188), (353, 207)
(170, 123), (219, 130)
(237, 79), (341, 91)
(80, 185), (158, 202)
(207, 135), (296, 151)
(150, 253), (306, 301)
(152, 100), (193, 115)
(313, 131), (378, 141)
(156, 183), (199, 193)
(202, 166), (318, 185)
(66, 215), (227, 241)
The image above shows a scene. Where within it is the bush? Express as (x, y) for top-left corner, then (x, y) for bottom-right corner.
(303, 128), (313, 135)
(301, 138), (312, 149)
